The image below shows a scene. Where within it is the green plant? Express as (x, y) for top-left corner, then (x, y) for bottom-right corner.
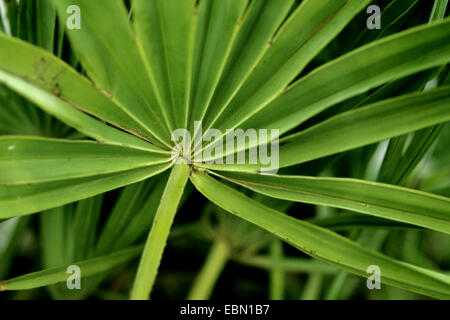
(0, 0), (449, 300)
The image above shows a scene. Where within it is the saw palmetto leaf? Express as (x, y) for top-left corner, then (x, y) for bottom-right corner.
(1, 0), (449, 301)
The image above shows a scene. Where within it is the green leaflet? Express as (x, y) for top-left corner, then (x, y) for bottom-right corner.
(0, 34), (168, 149)
(243, 19), (450, 135)
(134, 0), (196, 131)
(278, 86), (450, 168)
(238, 255), (338, 275)
(0, 68), (165, 152)
(430, 0), (449, 22)
(380, 125), (444, 185)
(0, 246), (143, 291)
(188, 0), (249, 131)
(0, 136), (170, 185)
(0, 163), (172, 219)
(198, 19), (450, 164)
(199, 87), (450, 168)
(191, 171), (450, 299)
(351, 0), (421, 50)
(376, 0), (449, 186)
(210, 0), (371, 134)
(52, 0), (173, 147)
(201, 0), (295, 132)
(308, 213), (421, 231)
(35, 0), (57, 52)
(211, 170), (450, 235)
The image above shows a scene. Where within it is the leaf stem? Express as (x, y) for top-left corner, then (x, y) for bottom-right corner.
(269, 238), (285, 300)
(130, 163), (189, 300)
(187, 237), (230, 300)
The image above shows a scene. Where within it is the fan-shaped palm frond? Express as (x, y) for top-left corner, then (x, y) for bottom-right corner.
(0, 0), (449, 300)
